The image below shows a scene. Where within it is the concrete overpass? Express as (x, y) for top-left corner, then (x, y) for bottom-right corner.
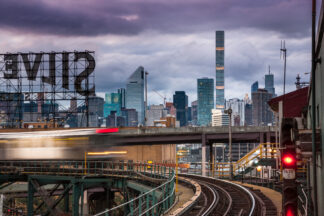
(108, 126), (276, 145)
(0, 126), (277, 163)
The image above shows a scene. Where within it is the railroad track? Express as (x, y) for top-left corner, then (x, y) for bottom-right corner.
(179, 174), (277, 216)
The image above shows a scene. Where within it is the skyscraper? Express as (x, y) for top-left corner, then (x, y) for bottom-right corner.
(225, 98), (245, 126)
(216, 31), (225, 109)
(104, 92), (121, 117)
(88, 95), (104, 127)
(251, 81), (258, 96)
(197, 78), (214, 126)
(244, 103), (253, 126)
(126, 66), (145, 125)
(173, 91), (188, 126)
(191, 100), (198, 125)
(252, 89), (273, 126)
(265, 72), (275, 96)
(118, 88), (126, 108)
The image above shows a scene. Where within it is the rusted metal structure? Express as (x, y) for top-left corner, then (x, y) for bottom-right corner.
(0, 51), (95, 128)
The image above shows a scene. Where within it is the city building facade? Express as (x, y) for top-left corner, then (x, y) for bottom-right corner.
(197, 78), (214, 126)
(211, 109), (229, 126)
(225, 98), (245, 126)
(165, 102), (176, 116)
(146, 104), (168, 126)
(244, 103), (253, 126)
(252, 88), (273, 126)
(173, 91), (188, 126)
(126, 66), (145, 125)
(118, 88), (126, 109)
(265, 72), (275, 96)
(104, 92), (122, 117)
(121, 108), (138, 127)
(191, 100), (198, 125)
(88, 95), (104, 127)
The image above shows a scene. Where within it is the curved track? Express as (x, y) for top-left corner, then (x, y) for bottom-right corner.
(179, 174), (277, 216)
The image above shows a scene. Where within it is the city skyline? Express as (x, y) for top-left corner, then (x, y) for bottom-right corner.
(0, 0), (312, 105)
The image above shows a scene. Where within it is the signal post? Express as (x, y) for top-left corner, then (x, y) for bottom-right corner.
(280, 119), (297, 216)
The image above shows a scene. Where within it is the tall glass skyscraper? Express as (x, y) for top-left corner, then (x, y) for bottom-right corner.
(173, 91), (188, 126)
(216, 31), (225, 109)
(126, 66), (145, 125)
(197, 78), (214, 126)
(265, 73), (275, 96)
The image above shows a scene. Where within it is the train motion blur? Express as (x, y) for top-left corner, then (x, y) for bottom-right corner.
(0, 128), (125, 160)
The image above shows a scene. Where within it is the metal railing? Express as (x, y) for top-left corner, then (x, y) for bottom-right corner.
(94, 171), (175, 216)
(0, 160), (176, 216)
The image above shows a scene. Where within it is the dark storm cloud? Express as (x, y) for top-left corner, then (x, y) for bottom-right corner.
(0, 0), (142, 36)
(0, 0), (311, 37)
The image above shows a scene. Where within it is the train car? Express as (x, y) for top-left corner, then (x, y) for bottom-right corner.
(0, 128), (125, 160)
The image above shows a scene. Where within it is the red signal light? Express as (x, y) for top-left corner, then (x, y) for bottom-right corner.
(285, 207), (295, 216)
(283, 155), (294, 165)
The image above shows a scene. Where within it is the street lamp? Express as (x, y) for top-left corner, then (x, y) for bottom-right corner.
(224, 108), (233, 180)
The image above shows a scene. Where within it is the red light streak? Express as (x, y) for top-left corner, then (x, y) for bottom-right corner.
(96, 128), (119, 134)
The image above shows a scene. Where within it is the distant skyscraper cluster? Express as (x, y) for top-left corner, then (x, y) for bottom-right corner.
(104, 66), (145, 127)
(89, 30), (276, 129)
(222, 70), (275, 127)
(251, 69), (275, 126)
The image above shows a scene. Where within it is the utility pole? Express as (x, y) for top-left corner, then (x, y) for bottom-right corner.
(311, 0), (318, 215)
(225, 108), (233, 180)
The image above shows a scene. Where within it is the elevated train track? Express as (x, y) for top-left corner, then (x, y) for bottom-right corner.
(179, 174), (277, 216)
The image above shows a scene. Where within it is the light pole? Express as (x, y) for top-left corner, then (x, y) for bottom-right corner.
(224, 108), (233, 180)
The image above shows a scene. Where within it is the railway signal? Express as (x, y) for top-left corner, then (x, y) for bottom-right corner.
(280, 119), (297, 216)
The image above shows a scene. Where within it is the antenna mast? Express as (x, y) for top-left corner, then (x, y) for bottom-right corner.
(280, 40), (287, 95)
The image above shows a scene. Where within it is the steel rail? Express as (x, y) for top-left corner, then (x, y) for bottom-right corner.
(209, 182), (232, 215)
(179, 174), (255, 216)
(199, 181), (218, 216)
(217, 179), (255, 216)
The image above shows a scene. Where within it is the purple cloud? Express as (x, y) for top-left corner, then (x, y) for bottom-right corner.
(0, 0), (311, 37)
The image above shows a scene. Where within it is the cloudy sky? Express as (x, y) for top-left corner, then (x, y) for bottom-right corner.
(0, 0), (317, 105)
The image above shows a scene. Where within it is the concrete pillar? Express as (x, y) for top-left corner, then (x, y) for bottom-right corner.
(260, 132), (264, 144)
(209, 143), (213, 176)
(202, 134), (206, 176)
(0, 194), (3, 216)
(82, 190), (89, 215)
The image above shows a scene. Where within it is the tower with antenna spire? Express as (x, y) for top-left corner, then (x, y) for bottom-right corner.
(265, 65), (275, 97)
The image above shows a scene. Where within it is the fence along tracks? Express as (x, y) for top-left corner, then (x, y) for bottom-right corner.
(179, 174), (277, 216)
